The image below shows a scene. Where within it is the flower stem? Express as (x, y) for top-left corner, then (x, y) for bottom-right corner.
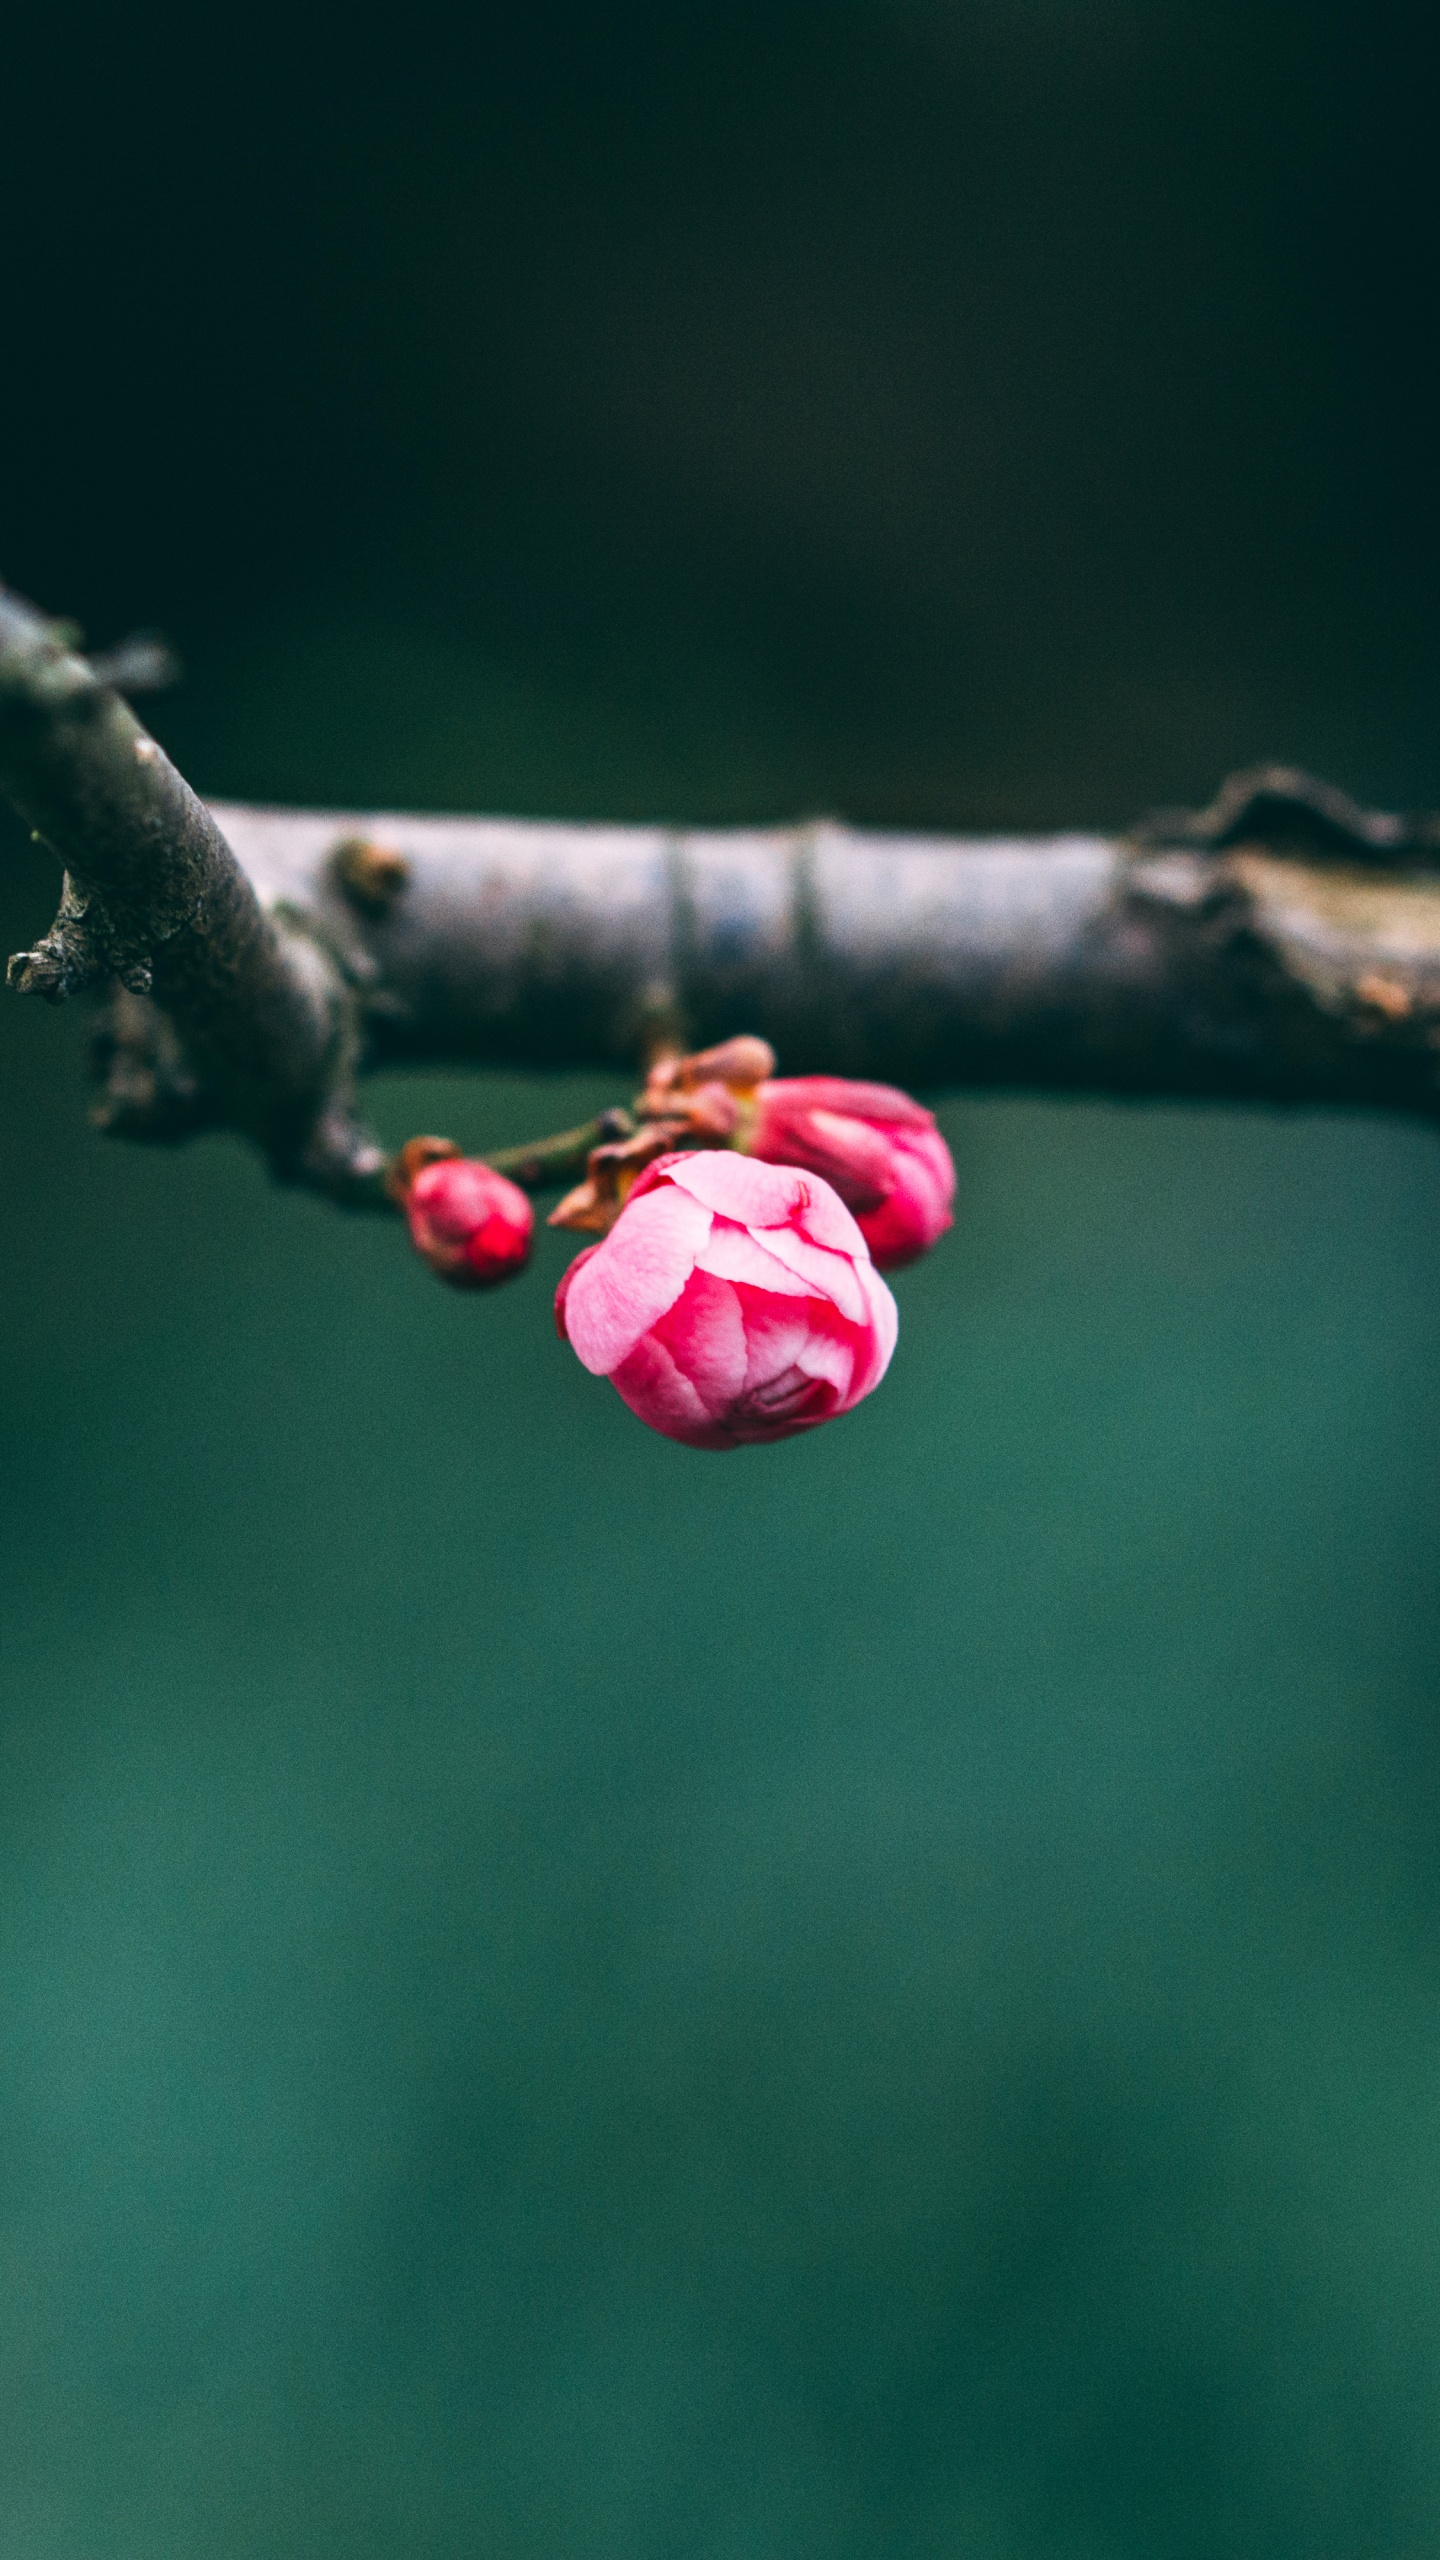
(484, 1109), (635, 1192)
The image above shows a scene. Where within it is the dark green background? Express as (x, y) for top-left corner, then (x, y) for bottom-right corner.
(5, 6), (1440, 2553)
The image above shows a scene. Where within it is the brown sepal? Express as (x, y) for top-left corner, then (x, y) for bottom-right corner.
(548, 1120), (690, 1233)
(385, 1133), (460, 1207)
(640, 1035), (776, 1115)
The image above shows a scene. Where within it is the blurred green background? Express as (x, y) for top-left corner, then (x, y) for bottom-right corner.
(5, 5), (1440, 2553)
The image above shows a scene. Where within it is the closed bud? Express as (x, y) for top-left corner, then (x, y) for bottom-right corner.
(389, 1137), (534, 1289)
(749, 1077), (955, 1270)
(555, 1149), (897, 1450)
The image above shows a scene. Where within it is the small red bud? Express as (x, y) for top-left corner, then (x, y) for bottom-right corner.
(391, 1139), (534, 1289)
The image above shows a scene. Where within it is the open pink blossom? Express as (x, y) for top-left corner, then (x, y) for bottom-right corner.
(401, 1151), (534, 1289)
(749, 1077), (955, 1269)
(555, 1151), (898, 1449)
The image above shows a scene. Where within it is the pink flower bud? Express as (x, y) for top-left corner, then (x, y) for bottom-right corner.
(555, 1150), (897, 1449)
(394, 1140), (534, 1289)
(749, 1078), (955, 1270)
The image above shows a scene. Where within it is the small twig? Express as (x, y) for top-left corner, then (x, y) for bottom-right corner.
(486, 1110), (636, 1191)
(86, 632), (182, 699)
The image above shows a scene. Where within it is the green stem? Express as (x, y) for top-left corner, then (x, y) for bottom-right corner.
(484, 1109), (635, 1191)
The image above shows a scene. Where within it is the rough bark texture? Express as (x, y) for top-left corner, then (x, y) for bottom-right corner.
(6, 583), (1440, 1206)
(0, 590), (382, 1197)
(212, 784), (1440, 1117)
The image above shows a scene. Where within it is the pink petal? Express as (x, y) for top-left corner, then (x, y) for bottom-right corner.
(609, 1328), (723, 1446)
(561, 1183), (712, 1375)
(855, 1129), (956, 1269)
(736, 1291), (854, 1409)
(923, 1125), (955, 1180)
(728, 1369), (838, 1437)
(747, 1222), (870, 1324)
(789, 1108), (894, 1211)
(788, 1175), (871, 1261)
(695, 1218), (813, 1296)
(651, 1268), (749, 1416)
(845, 1261), (900, 1403)
(900, 1126), (957, 1216)
(791, 1319), (859, 1404)
(661, 1150), (813, 1228)
(554, 1244), (600, 1339)
(761, 1076), (936, 1131)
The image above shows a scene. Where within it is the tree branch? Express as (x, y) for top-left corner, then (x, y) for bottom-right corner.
(0, 589), (384, 1199)
(6, 582), (1440, 1207)
(212, 778), (1440, 1121)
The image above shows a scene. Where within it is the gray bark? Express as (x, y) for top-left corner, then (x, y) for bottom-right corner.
(0, 590), (382, 1198)
(6, 582), (1440, 1203)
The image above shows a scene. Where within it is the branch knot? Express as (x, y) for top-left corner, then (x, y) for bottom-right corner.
(7, 871), (154, 1002)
